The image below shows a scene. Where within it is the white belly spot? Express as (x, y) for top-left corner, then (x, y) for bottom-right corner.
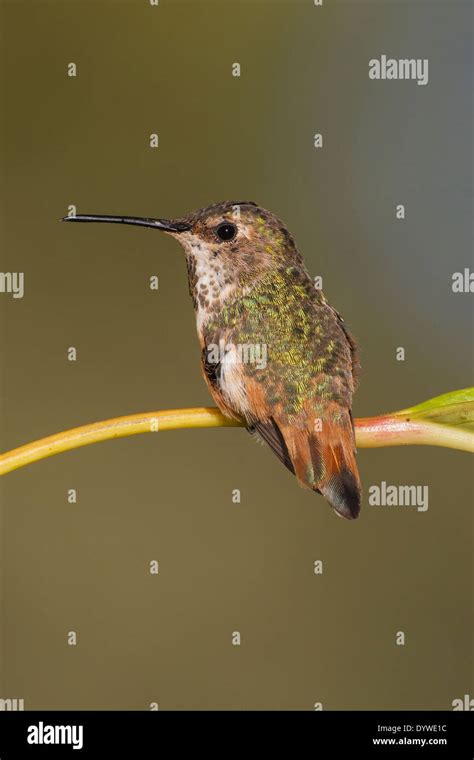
(219, 349), (251, 416)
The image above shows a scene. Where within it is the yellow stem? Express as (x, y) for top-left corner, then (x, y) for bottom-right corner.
(0, 407), (472, 477)
(0, 408), (240, 476)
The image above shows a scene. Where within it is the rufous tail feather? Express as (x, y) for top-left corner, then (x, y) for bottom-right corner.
(284, 416), (361, 520)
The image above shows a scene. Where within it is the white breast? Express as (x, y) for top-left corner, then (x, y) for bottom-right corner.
(186, 239), (236, 330)
(219, 348), (251, 416)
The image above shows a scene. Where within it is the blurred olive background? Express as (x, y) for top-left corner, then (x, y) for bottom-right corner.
(0, 0), (472, 710)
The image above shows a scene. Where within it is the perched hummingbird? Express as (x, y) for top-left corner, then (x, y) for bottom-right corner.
(63, 201), (361, 519)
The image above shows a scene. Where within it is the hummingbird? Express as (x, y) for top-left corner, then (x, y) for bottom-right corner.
(63, 201), (361, 519)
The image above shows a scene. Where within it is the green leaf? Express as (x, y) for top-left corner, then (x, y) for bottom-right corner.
(397, 387), (474, 431)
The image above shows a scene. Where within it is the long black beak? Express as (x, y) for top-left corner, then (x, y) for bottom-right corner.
(61, 214), (190, 233)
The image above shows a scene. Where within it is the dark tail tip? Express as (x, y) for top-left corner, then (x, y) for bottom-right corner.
(320, 469), (361, 520)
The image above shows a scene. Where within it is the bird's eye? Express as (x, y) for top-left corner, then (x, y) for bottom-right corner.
(215, 222), (237, 241)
